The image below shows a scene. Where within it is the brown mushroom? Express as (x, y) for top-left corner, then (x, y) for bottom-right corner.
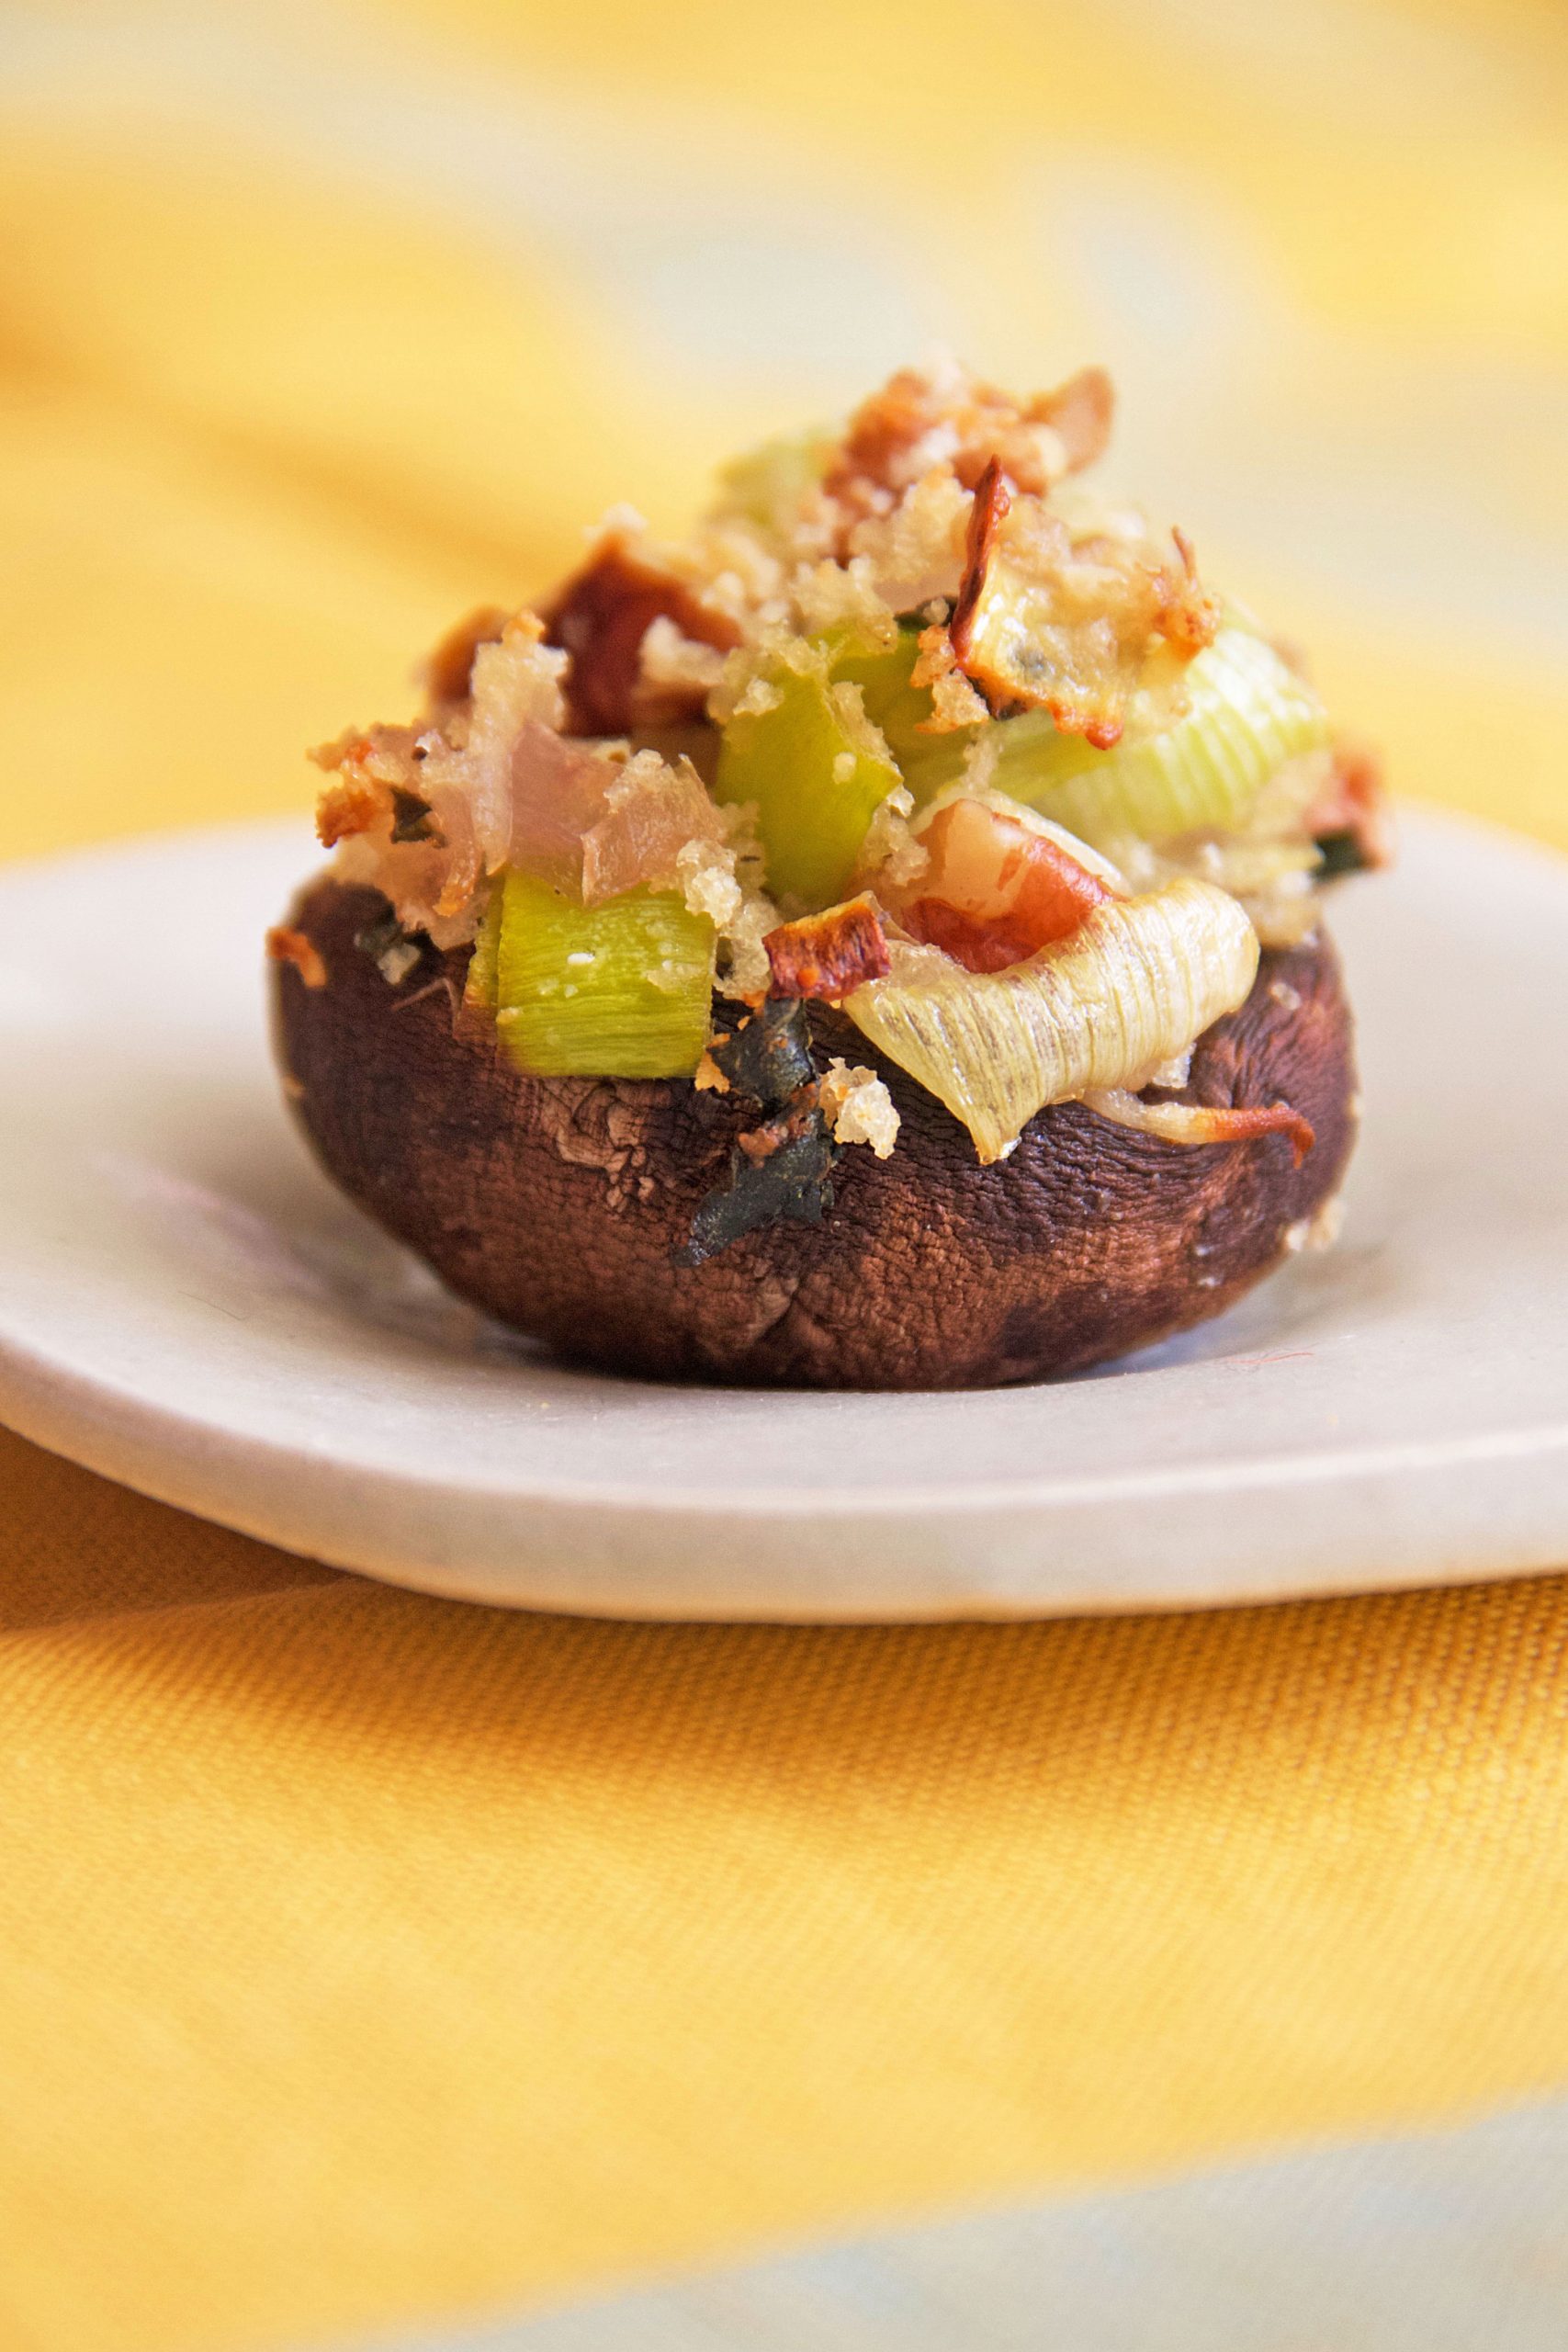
(273, 877), (1358, 1391)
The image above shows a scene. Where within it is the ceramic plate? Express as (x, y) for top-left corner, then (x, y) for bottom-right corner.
(0, 812), (1563, 1619)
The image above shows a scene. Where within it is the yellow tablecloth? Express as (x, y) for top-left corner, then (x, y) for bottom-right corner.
(2, 3), (1566, 2346)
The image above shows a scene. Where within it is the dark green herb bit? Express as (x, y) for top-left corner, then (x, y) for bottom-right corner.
(677, 1118), (839, 1268)
(354, 905), (429, 987)
(1314, 829), (1370, 879)
(676, 997), (840, 1266)
(707, 997), (816, 1109)
(389, 786), (440, 844)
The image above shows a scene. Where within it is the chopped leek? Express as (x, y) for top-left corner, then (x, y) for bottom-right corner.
(463, 883), (504, 1012)
(843, 877), (1260, 1162)
(907, 628), (1329, 848)
(715, 646), (902, 908)
(831, 623), (931, 751)
(494, 870), (715, 1079)
(712, 426), (835, 537)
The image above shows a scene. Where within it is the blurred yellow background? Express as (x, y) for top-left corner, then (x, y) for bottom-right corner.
(2, 0), (1564, 865)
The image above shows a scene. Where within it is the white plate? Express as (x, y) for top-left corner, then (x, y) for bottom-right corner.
(0, 812), (1563, 1620)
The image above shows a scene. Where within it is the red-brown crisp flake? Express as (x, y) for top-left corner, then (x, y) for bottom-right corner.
(764, 896), (892, 1001)
(948, 458), (1012, 673)
(265, 927), (328, 989)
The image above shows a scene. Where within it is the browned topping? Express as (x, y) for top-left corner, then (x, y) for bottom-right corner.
(423, 605), (508, 707)
(316, 769), (386, 847)
(944, 497), (1217, 744)
(764, 895), (892, 1001)
(948, 457), (1011, 673)
(1156, 528), (1221, 656)
(265, 926), (328, 989)
(826, 360), (1112, 520)
(1183, 1103), (1317, 1165)
(542, 534), (742, 736)
(909, 621), (991, 732)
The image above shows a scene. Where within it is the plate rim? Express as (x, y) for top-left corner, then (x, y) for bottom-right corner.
(2, 806), (1566, 1619)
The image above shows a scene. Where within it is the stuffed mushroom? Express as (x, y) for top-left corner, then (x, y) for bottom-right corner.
(270, 359), (1387, 1389)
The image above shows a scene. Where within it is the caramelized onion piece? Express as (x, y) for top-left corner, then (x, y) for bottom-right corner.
(581, 754), (728, 906)
(764, 894), (892, 1001)
(506, 725), (618, 891)
(1032, 366), (1114, 476)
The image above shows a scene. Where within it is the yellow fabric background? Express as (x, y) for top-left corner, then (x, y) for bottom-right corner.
(2, 2), (1566, 2347)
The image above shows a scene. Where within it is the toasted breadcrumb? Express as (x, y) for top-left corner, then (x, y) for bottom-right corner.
(818, 1060), (900, 1158)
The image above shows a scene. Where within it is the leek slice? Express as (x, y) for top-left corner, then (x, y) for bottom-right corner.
(463, 883), (504, 1012)
(831, 623), (932, 756)
(495, 871), (715, 1079)
(715, 647), (902, 908)
(843, 877), (1259, 1162)
(905, 628), (1329, 847)
(712, 426), (835, 537)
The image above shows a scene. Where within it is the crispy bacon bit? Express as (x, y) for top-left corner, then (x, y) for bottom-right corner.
(949, 458), (1011, 673)
(1309, 741), (1394, 874)
(887, 798), (1116, 974)
(542, 533), (743, 735)
(423, 605), (507, 707)
(265, 926), (328, 989)
(764, 895), (892, 1002)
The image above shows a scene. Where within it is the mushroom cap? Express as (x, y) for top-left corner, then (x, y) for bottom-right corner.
(274, 878), (1358, 1390)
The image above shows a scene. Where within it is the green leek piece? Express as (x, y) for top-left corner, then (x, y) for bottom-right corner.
(494, 870), (715, 1079)
(845, 879), (1260, 1164)
(715, 648), (903, 909)
(906, 628), (1330, 847)
(713, 425), (836, 537)
(830, 623), (944, 781)
(463, 883), (504, 1011)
